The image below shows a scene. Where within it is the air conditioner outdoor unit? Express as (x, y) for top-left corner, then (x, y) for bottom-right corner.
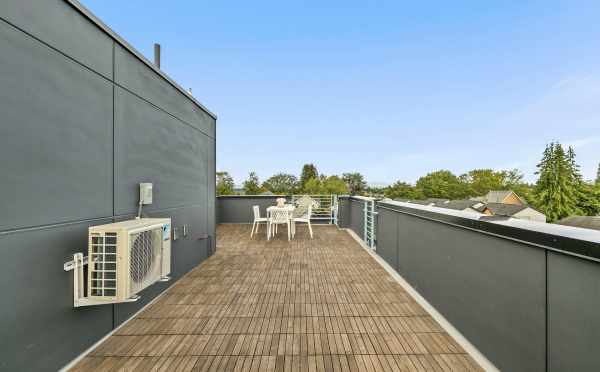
(67, 218), (171, 306)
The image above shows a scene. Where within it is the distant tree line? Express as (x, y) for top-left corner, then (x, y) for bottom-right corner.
(383, 143), (600, 221)
(217, 143), (600, 222)
(216, 164), (367, 197)
(384, 168), (532, 203)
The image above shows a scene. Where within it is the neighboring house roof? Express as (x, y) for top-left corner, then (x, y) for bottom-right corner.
(478, 202), (528, 216)
(470, 196), (487, 202)
(426, 198), (450, 204)
(556, 216), (600, 231)
(409, 199), (437, 206)
(485, 190), (525, 205)
(434, 199), (484, 211)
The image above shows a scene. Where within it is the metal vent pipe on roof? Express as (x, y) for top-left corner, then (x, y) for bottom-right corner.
(154, 43), (161, 68)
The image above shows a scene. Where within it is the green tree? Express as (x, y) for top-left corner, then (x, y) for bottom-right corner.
(566, 146), (600, 216)
(458, 168), (533, 199)
(300, 164), (318, 191)
(365, 186), (386, 197)
(566, 146), (582, 184)
(596, 162), (600, 185)
(302, 177), (323, 194)
(243, 171), (262, 195)
(302, 176), (348, 195)
(322, 176), (349, 194)
(216, 171), (235, 196)
(576, 182), (600, 216)
(460, 169), (504, 196)
(384, 181), (423, 200)
(501, 168), (525, 187)
(262, 173), (298, 195)
(342, 172), (367, 195)
(500, 168), (536, 204)
(533, 142), (578, 222)
(416, 170), (470, 199)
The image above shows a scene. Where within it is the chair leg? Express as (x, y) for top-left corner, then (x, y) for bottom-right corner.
(287, 221), (291, 241)
(308, 221), (313, 239)
(267, 222), (271, 241)
(250, 221), (255, 237)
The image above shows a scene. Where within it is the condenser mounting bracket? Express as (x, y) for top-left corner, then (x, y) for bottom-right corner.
(64, 253), (141, 308)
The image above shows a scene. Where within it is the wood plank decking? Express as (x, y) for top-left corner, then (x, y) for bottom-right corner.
(72, 224), (482, 371)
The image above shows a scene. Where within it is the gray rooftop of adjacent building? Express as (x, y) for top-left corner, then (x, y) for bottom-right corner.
(434, 199), (483, 211)
(557, 216), (600, 231)
(478, 202), (528, 216)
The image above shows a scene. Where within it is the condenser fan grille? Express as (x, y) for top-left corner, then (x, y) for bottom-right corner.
(129, 229), (161, 294)
(89, 233), (117, 297)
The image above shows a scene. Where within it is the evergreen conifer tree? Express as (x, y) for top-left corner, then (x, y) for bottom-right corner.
(299, 164), (318, 191)
(534, 142), (578, 221)
(567, 146), (584, 215)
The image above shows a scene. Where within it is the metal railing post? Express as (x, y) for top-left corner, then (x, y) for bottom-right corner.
(371, 200), (377, 250)
(332, 195), (338, 225)
(364, 200), (368, 244)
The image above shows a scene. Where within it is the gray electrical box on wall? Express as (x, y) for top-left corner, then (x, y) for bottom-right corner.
(139, 183), (153, 204)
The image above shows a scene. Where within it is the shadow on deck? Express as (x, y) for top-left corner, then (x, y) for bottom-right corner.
(72, 224), (482, 371)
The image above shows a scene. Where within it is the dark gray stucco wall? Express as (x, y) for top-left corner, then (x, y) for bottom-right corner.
(217, 196), (283, 223)
(0, 1), (216, 370)
(547, 252), (600, 372)
(392, 211), (545, 371)
(336, 196), (366, 240)
(374, 207), (398, 270)
(337, 197), (350, 228)
(216, 195), (341, 225)
(375, 201), (600, 372)
(349, 198), (366, 240)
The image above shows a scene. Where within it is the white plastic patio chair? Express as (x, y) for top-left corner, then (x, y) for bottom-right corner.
(268, 208), (291, 241)
(250, 205), (268, 238)
(292, 203), (313, 239)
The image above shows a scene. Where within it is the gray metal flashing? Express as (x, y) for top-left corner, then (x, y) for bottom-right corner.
(64, 0), (217, 120)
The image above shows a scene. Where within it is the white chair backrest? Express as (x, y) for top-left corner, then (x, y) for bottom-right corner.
(293, 196), (316, 218)
(295, 195), (315, 208)
(270, 209), (289, 224)
(292, 205), (306, 218)
(253, 205), (261, 220)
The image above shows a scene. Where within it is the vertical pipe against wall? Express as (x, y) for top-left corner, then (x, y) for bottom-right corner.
(154, 43), (161, 69)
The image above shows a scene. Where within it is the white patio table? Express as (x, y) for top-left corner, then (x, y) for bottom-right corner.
(266, 204), (295, 239)
(266, 204), (295, 215)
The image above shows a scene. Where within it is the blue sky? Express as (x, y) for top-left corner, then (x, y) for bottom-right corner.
(83, 0), (600, 185)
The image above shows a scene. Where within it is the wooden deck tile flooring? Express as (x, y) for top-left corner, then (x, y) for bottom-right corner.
(72, 224), (482, 371)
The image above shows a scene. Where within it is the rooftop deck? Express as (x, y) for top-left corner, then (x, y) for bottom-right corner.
(72, 224), (482, 371)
